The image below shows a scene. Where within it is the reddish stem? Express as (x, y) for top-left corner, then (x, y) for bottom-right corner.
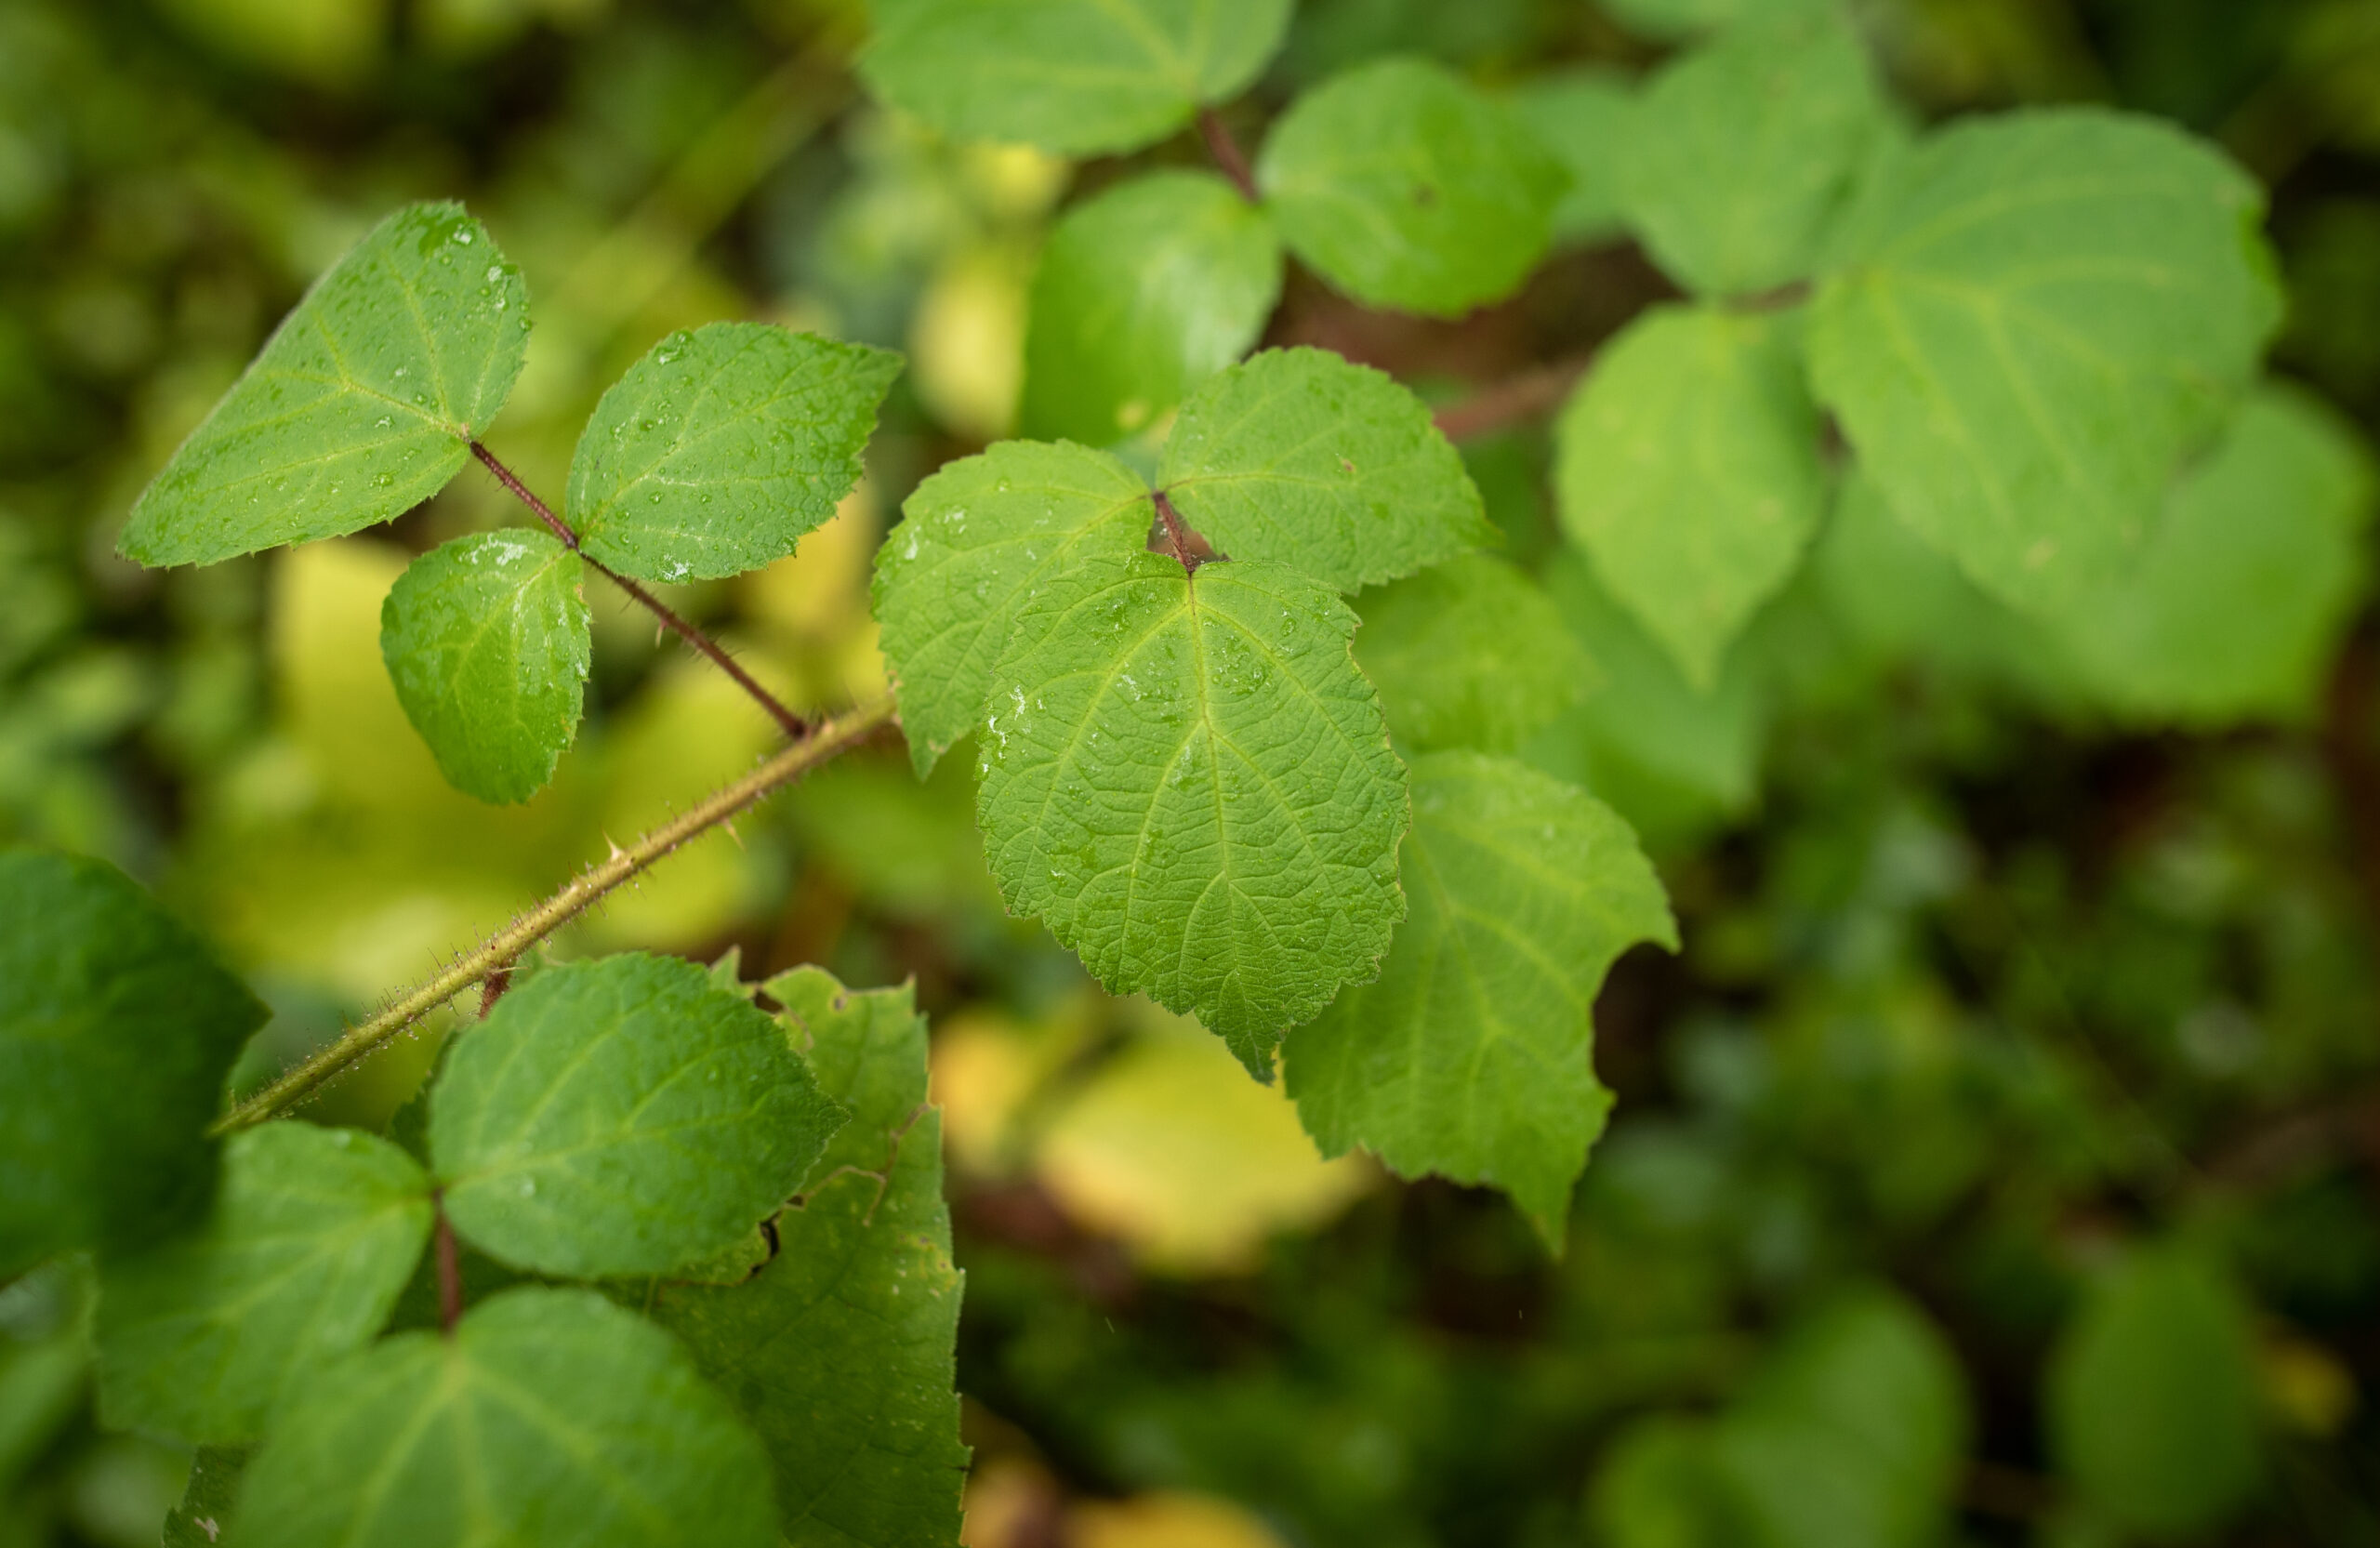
(1197, 107), (1259, 204)
(1151, 491), (1207, 575)
(434, 1201), (462, 1336)
(477, 962), (514, 1017)
(1432, 358), (1593, 443)
(468, 443), (808, 740)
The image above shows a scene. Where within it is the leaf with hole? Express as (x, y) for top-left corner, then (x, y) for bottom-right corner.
(567, 322), (899, 583)
(861, 0), (1293, 156)
(1257, 57), (1567, 317)
(228, 1287), (777, 1548)
(119, 202), (528, 568)
(977, 552), (1409, 1074)
(1019, 171), (1283, 447)
(1286, 752), (1673, 1246)
(378, 527), (590, 804)
(97, 1124), (431, 1445)
(430, 953), (847, 1278)
(1159, 347), (1493, 592)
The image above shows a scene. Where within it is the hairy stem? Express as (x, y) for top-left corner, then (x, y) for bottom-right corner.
(469, 442), (809, 739)
(210, 697), (898, 1133)
(1197, 106), (1259, 203)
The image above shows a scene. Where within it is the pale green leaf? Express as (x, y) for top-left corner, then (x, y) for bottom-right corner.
(861, 0), (1292, 156)
(2048, 1245), (2264, 1542)
(1353, 552), (1594, 754)
(652, 970), (968, 1548)
(1287, 752), (1673, 1247)
(97, 1124), (430, 1445)
(1617, 11), (1889, 298)
(1807, 109), (2283, 612)
(2054, 385), (2376, 724)
(120, 202), (528, 568)
(430, 953), (848, 1278)
(1555, 304), (1825, 686)
(1, 850), (267, 1276)
(228, 1287), (776, 1548)
(874, 440), (1152, 776)
(1159, 347), (1493, 591)
(568, 322), (899, 582)
(1507, 68), (1635, 245)
(978, 552), (1409, 1074)
(378, 527), (590, 804)
(1256, 57), (1567, 317)
(1019, 171), (1283, 446)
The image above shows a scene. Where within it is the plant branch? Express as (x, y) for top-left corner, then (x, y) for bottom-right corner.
(1197, 107), (1259, 204)
(1151, 491), (1208, 575)
(433, 1201), (462, 1336)
(469, 442), (809, 740)
(209, 697), (899, 1134)
(1432, 357), (1593, 443)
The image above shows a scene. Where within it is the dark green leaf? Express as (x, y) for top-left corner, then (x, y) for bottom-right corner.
(97, 1124), (431, 1445)
(430, 953), (848, 1278)
(1354, 553), (1594, 755)
(652, 970), (968, 1548)
(120, 203), (528, 568)
(1257, 57), (1567, 317)
(568, 322), (899, 582)
(1601, 0), (1835, 41)
(229, 1287), (776, 1548)
(164, 1445), (254, 1548)
(0, 850), (267, 1276)
(1019, 171), (1282, 447)
(378, 527), (590, 804)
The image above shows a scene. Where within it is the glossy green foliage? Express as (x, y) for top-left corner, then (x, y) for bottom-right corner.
(1353, 553), (1593, 754)
(1618, 12), (1889, 298)
(230, 1287), (777, 1548)
(430, 954), (848, 1277)
(0, 850), (266, 1275)
(654, 970), (968, 1548)
(1508, 68), (1635, 245)
(568, 323), (899, 583)
(2056, 386), (2376, 722)
(860, 0), (1292, 156)
(96, 1124), (430, 1445)
(119, 203), (526, 568)
(377, 527), (590, 803)
(1159, 348), (1493, 592)
(1019, 172), (1283, 447)
(1287, 753), (1674, 1245)
(1555, 304), (1825, 686)
(875, 440), (1153, 776)
(978, 552), (1408, 1073)
(1808, 110), (2283, 611)
(2048, 1247), (2264, 1541)
(1257, 58), (1567, 317)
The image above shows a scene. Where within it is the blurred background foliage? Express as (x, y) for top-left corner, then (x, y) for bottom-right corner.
(4, 0), (2380, 1544)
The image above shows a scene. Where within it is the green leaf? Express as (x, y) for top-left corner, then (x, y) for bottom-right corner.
(652, 970), (968, 1548)
(874, 440), (1153, 777)
(120, 202), (528, 568)
(377, 527), (591, 804)
(228, 1286), (777, 1548)
(1600, 0), (1835, 42)
(1807, 109), (2283, 612)
(430, 953), (848, 1278)
(1554, 304), (1826, 686)
(0, 850), (267, 1276)
(567, 322), (899, 583)
(978, 552), (1409, 1074)
(2054, 385), (2376, 724)
(2048, 1245), (2264, 1542)
(1616, 11), (1889, 298)
(1019, 171), (1283, 447)
(1286, 752), (1673, 1247)
(165, 1445), (255, 1548)
(1256, 57), (1568, 317)
(1507, 68), (1635, 245)
(1353, 552), (1594, 754)
(1159, 347), (1493, 592)
(97, 1124), (431, 1445)
(860, 0), (1292, 156)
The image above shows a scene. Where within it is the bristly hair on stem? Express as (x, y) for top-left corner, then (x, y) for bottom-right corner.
(468, 442), (810, 739)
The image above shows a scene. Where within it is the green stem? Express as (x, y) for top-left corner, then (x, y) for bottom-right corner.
(210, 697), (899, 1134)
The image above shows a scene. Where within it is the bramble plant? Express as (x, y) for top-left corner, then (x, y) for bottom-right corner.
(4, 1), (2364, 1545)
